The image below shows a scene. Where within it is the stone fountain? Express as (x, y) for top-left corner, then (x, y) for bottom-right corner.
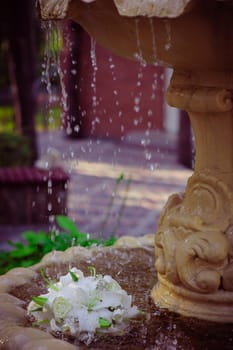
(1, 0), (233, 348)
(39, 0), (233, 320)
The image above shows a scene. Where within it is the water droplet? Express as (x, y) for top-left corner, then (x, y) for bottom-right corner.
(145, 151), (152, 160)
(74, 125), (80, 133)
(48, 179), (52, 187)
(66, 125), (72, 135)
(147, 110), (153, 117)
(165, 43), (171, 51)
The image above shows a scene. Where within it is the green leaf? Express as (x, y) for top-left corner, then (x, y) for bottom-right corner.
(99, 317), (111, 328)
(56, 215), (88, 244)
(31, 307), (43, 312)
(9, 245), (36, 258)
(51, 233), (72, 251)
(56, 215), (79, 236)
(88, 266), (96, 278)
(22, 231), (48, 245)
(32, 319), (50, 326)
(75, 232), (89, 244)
(20, 259), (38, 267)
(40, 269), (59, 291)
(83, 239), (99, 248)
(116, 173), (124, 184)
(101, 236), (117, 247)
(32, 296), (48, 307)
(8, 241), (24, 249)
(69, 270), (79, 282)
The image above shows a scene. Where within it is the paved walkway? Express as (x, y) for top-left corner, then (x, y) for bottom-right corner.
(0, 130), (192, 247)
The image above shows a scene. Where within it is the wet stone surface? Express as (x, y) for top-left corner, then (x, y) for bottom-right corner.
(10, 246), (233, 349)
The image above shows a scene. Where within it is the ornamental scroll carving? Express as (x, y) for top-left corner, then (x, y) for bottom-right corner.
(38, 0), (71, 19)
(155, 171), (233, 293)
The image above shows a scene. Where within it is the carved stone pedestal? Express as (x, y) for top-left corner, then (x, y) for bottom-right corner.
(151, 70), (233, 322)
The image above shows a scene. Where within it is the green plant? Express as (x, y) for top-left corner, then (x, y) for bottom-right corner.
(100, 173), (131, 236)
(0, 106), (15, 132)
(0, 106), (62, 133)
(0, 215), (116, 275)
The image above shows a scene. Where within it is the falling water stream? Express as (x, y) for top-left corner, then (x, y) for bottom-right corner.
(149, 18), (157, 62)
(0, 10), (185, 251)
(36, 17), (188, 240)
(90, 37), (101, 135)
(164, 20), (172, 51)
(41, 21), (68, 121)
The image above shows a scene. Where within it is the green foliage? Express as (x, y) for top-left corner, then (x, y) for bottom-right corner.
(0, 132), (32, 167)
(0, 107), (14, 132)
(36, 107), (62, 131)
(0, 106), (62, 133)
(0, 215), (117, 275)
(99, 317), (111, 328)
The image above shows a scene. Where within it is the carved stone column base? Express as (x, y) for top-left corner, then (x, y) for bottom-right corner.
(152, 69), (233, 322)
(151, 275), (233, 322)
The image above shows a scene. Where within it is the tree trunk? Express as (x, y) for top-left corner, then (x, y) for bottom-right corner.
(7, 0), (38, 164)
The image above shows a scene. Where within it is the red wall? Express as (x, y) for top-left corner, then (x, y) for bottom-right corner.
(63, 29), (165, 140)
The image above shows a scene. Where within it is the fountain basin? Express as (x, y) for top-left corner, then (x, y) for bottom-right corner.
(39, 0), (233, 70)
(0, 235), (233, 349)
